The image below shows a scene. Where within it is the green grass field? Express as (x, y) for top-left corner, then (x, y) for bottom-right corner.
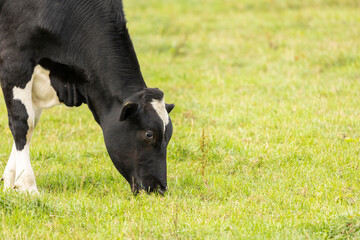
(1, 0), (360, 239)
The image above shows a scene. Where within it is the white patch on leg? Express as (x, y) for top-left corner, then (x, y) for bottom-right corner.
(13, 144), (38, 194)
(151, 98), (169, 133)
(1, 143), (17, 190)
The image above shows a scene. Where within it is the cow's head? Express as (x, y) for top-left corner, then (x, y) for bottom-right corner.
(102, 88), (174, 195)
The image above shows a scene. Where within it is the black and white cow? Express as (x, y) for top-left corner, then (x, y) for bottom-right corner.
(0, 0), (174, 194)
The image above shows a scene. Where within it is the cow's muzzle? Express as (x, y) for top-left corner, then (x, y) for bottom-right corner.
(131, 177), (167, 196)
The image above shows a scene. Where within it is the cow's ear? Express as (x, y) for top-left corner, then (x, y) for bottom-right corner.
(119, 102), (139, 121)
(165, 103), (175, 114)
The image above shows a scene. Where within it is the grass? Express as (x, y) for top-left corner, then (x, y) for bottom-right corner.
(1, 0), (360, 238)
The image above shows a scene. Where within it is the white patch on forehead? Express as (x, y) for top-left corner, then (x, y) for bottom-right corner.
(151, 98), (169, 133)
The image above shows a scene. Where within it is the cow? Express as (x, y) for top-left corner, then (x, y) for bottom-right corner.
(0, 0), (174, 195)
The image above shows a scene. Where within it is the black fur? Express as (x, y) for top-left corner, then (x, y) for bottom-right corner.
(0, 0), (174, 194)
(8, 100), (29, 150)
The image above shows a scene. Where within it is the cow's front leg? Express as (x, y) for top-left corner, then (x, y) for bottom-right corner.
(0, 56), (39, 194)
(12, 107), (42, 194)
(11, 81), (41, 194)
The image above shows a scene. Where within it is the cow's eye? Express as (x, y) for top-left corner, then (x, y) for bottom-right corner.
(145, 131), (154, 140)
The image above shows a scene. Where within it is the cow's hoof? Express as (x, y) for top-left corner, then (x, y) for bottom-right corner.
(12, 183), (39, 195)
(13, 174), (39, 194)
(12, 185), (39, 195)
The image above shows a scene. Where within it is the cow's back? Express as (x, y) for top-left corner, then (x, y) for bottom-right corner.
(0, 0), (127, 66)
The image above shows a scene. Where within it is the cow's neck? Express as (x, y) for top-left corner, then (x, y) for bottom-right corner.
(82, 29), (147, 126)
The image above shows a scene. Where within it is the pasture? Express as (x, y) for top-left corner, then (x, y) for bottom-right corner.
(1, 0), (360, 238)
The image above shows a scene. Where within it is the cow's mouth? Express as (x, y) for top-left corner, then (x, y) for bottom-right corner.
(131, 178), (167, 196)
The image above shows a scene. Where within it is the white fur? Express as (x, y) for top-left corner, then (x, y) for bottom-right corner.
(151, 98), (169, 133)
(13, 144), (38, 193)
